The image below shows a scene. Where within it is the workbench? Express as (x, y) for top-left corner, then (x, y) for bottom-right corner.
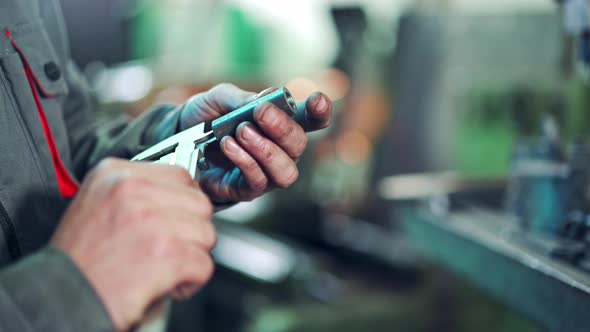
(401, 208), (590, 332)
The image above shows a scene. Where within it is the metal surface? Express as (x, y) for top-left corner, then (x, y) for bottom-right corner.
(132, 122), (212, 179)
(132, 87), (297, 178)
(401, 208), (590, 332)
(212, 222), (297, 283)
(212, 87), (297, 139)
(379, 172), (505, 201)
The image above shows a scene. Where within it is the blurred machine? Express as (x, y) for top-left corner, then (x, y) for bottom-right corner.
(380, 2), (590, 331)
(504, 0), (590, 269)
(59, 0), (135, 66)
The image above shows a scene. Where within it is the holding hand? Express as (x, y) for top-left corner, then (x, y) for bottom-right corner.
(178, 84), (332, 203)
(51, 159), (216, 331)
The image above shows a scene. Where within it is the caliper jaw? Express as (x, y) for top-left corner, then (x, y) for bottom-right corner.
(131, 123), (215, 180)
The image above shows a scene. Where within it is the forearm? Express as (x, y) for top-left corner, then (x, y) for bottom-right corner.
(69, 104), (182, 178)
(0, 248), (115, 332)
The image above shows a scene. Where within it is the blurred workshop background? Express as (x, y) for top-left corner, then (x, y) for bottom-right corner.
(59, 0), (590, 331)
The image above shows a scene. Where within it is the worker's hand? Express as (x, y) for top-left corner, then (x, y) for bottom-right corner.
(51, 158), (216, 331)
(179, 83), (332, 203)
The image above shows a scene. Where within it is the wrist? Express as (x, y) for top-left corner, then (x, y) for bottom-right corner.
(0, 247), (116, 332)
(50, 246), (128, 330)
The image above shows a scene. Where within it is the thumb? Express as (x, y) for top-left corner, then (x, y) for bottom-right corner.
(180, 84), (256, 129)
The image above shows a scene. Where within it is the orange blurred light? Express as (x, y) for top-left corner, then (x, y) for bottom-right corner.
(335, 131), (372, 165)
(286, 77), (319, 102)
(317, 68), (351, 101)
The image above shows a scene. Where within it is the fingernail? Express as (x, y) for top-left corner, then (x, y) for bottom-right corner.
(257, 104), (279, 126)
(239, 123), (257, 142)
(222, 137), (239, 153)
(314, 94), (328, 112)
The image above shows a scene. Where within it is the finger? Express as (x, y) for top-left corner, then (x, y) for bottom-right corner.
(92, 158), (196, 187)
(144, 241), (214, 304)
(236, 123), (299, 189)
(253, 103), (307, 159)
(104, 176), (212, 223)
(138, 180), (213, 218)
(181, 84), (257, 128)
(200, 166), (262, 203)
(293, 92), (332, 132)
(171, 245), (215, 297)
(140, 207), (215, 251)
(182, 85), (289, 130)
(172, 282), (202, 300)
(220, 136), (268, 194)
(166, 212), (217, 251)
(206, 83), (257, 112)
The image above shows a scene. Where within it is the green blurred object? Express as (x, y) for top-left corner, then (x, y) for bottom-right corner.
(225, 7), (265, 78)
(565, 79), (590, 142)
(454, 85), (571, 179)
(454, 87), (515, 179)
(130, 0), (162, 60)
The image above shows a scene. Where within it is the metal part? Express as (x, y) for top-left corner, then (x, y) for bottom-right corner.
(212, 222), (297, 283)
(197, 157), (209, 171)
(132, 87), (297, 178)
(212, 87), (297, 139)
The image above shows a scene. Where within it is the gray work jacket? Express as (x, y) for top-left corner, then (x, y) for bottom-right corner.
(0, 1), (181, 331)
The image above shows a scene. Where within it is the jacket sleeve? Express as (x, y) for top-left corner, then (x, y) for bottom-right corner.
(0, 247), (115, 332)
(62, 60), (182, 179)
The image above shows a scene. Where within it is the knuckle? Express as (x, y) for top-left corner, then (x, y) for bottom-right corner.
(185, 252), (215, 286)
(217, 180), (234, 203)
(202, 223), (217, 250)
(201, 201), (214, 219)
(244, 159), (260, 174)
(292, 135), (308, 158)
(205, 259), (215, 280)
(111, 177), (149, 200)
(223, 184), (237, 203)
(210, 83), (239, 100)
(198, 257), (215, 284)
(241, 162), (268, 192)
(169, 166), (193, 184)
(250, 176), (268, 192)
(185, 93), (207, 110)
(213, 83), (236, 92)
(276, 121), (296, 144)
(276, 168), (299, 189)
(92, 158), (120, 179)
(120, 206), (152, 226)
(97, 157), (119, 171)
(256, 142), (274, 163)
(152, 236), (182, 259)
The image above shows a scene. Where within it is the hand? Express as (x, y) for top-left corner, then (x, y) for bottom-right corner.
(179, 83), (332, 203)
(51, 158), (216, 331)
